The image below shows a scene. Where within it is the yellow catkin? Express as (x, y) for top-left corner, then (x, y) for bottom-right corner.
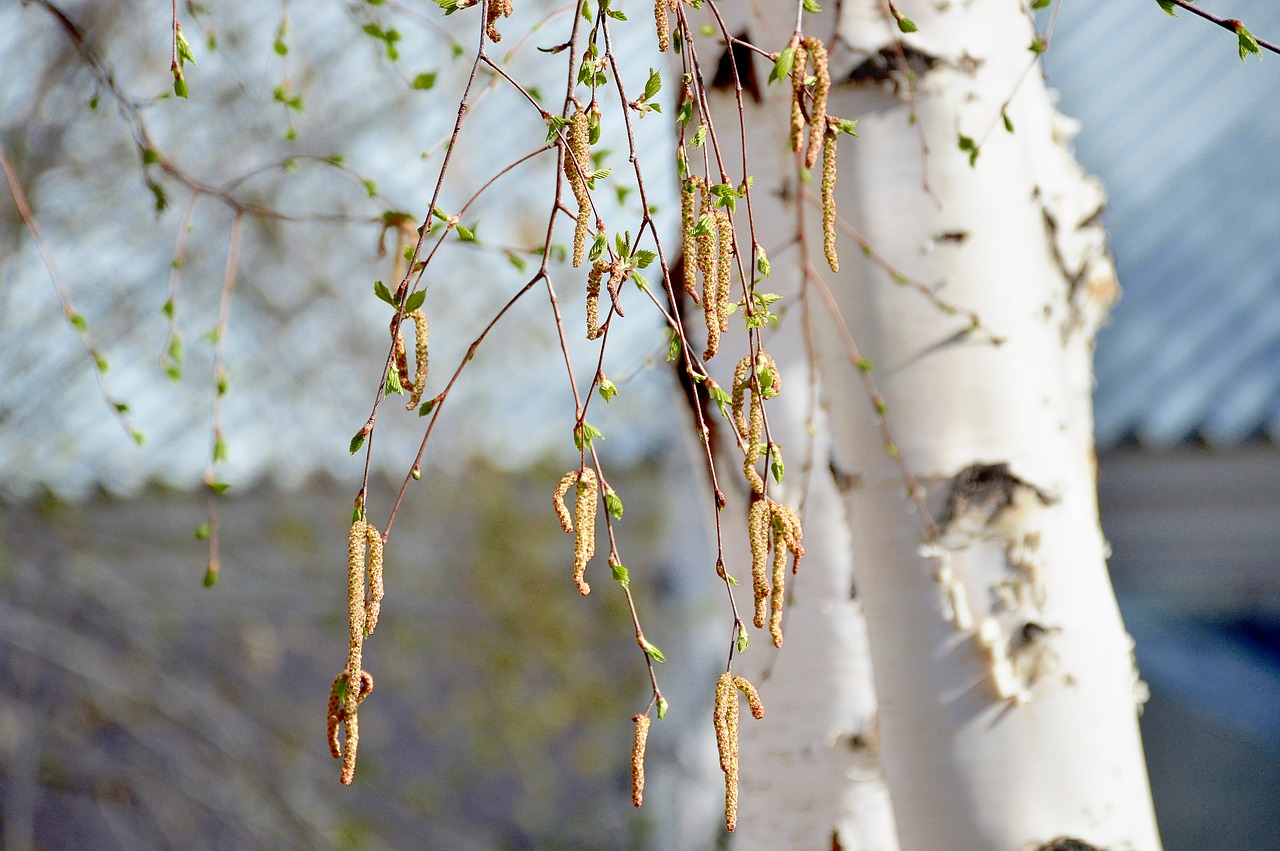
(790, 39), (807, 156)
(347, 521), (370, 662)
(362, 522), (384, 635)
(711, 672), (762, 832)
(565, 108), (592, 267)
(586, 262), (605, 340)
(573, 466), (598, 595)
(772, 500), (806, 574)
(770, 522), (787, 647)
(713, 672), (735, 773)
(680, 178), (699, 301)
(715, 209), (733, 333)
(631, 714), (651, 807)
(749, 496), (771, 629)
(399, 309), (429, 411)
(553, 470), (579, 533)
(654, 0), (670, 52)
(821, 127), (839, 273)
(729, 355), (752, 437)
(733, 675), (766, 719)
(745, 394), (764, 495)
(805, 38), (830, 170)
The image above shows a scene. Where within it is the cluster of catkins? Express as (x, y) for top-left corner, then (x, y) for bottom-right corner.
(327, 518), (384, 785)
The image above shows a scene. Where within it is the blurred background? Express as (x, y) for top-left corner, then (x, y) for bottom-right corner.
(2, 0), (1279, 848)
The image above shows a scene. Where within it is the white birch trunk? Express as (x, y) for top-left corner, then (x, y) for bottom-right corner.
(710, 1), (1161, 848)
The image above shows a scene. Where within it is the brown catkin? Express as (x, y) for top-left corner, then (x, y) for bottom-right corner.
(805, 38), (830, 170)
(822, 127), (839, 273)
(631, 714), (651, 807)
(565, 108), (592, 267)
(331, 668), (374, 784)
(773, 500), (806, 574)
(553, 470), (579, 532)
(485, 0), (510, 42)
(573, 467), (598, 595)
(654, 0), (670, 52)
(347, 521), (371, 664)
(730, 355), (752, 438)
(790, 39), (808, 156)
(748, 496), (771, 629)
(586, 263), (605, 340)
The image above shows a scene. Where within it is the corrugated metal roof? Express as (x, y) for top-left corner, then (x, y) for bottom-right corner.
(1044, 1), (1280, 448)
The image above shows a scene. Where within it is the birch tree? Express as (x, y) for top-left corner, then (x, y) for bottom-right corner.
(10, 0), (1276, 847)
(713, 1), (1161, 847)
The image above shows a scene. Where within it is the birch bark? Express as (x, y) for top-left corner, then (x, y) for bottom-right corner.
(710, 2), (1161, 848)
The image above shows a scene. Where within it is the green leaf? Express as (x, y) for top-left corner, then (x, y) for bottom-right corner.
(173, 72), (189, 99)
(203, 566), (219, 587)
(418, 398), (436, 417)
(709, 382), (731, 418)
(641, 638), (666, 663)
(1236, 23), (1261, 62)
(349, 430), (367, 454)
(632, 249), (657, 269)
(1028, 36), (1047, 55)
(736, 625), (749, 653)
(856, 356), (875, 372)
(605, 487), (624, 520)
(643, 68), (662, 101)
(455, 224), (475, 241)
(770, 445), (785, 484)
(665, 334), (681, 362)
(1002, 110), (1014, 133)
(274, 38), (288, 56)
(691, 125), (707, 149)
(896, 16), (917, 33)
(573, 421), (605, 450)
(770, 46), (796, 85)
(206, 480), (230, 494)
(373, 280), (396, 306)
(957, 133), (979, 167)
(385, 368), (404, 396)
(598, 376), (618, 402)
(213, 436), (228, 464)
(588, 231), (607, 262)
(1031, 0), (1052, 8)
(756, 245), (771, 278)
(836, 118), (858, 136)
(195, 522), (212, 540)
(362, 177), (378, 197)
(404, 289), (427, 312)
(94, 353), (109, 373)
(676, 98), (693, 126)
(412, 71), (438, 90)
(610, 560), (629, 586)
(656, 696), (668, 720)
(802, 0), (821, 12)
(1156, 0), (1176, 16)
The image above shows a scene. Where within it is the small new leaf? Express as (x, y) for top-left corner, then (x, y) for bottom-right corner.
(350, 431), (367, 454)
(1236, 23), (1261, 62)
(896, 15), (917, 33)
(643, 68), (662, 101)
(770, 46), (796, 85)
(641, 639), (666, 663)
(404, 290), (427, 312)
(605, 487), (624, 520)
(412, 72), (438, 90)
(598, 376), (618, 402)
(736, 625), (749, 653)
(1156, 0), (1176, 16)
(373, 280), (396, 306)
(195, 522), (212, 540)
(610, 560), (630, 587)
(656, 696), (669, 720)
